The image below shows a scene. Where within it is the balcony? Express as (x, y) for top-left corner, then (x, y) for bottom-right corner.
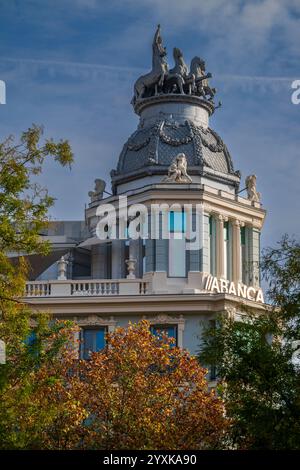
(25, 279), (149, 298)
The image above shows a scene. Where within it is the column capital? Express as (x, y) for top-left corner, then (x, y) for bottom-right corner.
(232, 218), (245, 228)
(203, 204), (213, 214)
(214, 212), (228, 223)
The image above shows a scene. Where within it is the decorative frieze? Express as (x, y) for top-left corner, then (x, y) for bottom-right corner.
(75, 315), (116, 332)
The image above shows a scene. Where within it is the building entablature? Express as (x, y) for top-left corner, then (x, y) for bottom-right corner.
(85, 182), (266, 233)
(24, 289), (268, 316)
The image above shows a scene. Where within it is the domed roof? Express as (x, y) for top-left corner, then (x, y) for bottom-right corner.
(110, 26), (240, 193)
(111, 114), (240, 192)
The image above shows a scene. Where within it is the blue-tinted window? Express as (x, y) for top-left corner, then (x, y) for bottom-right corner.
(169, 211), (186, 233)
(209, 216), (216, 276)
(150, 324), (177, 346)
(25, 330), (37, 346)
(24, 330), (39, 358)
(169, 236), (186, 277)
(81, 327), (106, 360)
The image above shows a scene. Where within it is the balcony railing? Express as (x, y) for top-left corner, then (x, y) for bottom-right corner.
(25, 279), (149, 298)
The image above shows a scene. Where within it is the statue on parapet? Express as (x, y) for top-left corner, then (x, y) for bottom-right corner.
(88, 178), (106, 203)
(245, 174), (261, 203)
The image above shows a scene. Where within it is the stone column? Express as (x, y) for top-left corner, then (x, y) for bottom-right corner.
(216, 214), (226, 279)
(177, 316), (185, 348)
(232, 219), (243, 284)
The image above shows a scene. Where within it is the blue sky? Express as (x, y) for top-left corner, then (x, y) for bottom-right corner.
(0, 0), (299, 249)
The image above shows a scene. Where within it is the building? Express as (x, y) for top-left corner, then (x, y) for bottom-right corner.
(22, 26), (266, 371)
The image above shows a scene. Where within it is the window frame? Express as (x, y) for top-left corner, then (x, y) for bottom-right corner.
(150, 323), (178, 347)
(80, 326), (107, 360)
(168, 210), (186, 278)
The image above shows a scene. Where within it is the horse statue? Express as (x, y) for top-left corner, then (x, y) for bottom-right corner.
(132, 25), (168, 104)
(166, 47), (195, 94)
(190, 56), (216, 101)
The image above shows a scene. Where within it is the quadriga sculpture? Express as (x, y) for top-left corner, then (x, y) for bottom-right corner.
(190, 57), (216, 100)
(131, 25), (217, 105)
(132, 25), (168, 104)
(166, 47), (195, 95)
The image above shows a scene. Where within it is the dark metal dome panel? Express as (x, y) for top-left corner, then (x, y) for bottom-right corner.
(115, 118), (236, 180)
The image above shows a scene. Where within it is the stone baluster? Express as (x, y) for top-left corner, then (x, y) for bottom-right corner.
(57, 256), (68, 280)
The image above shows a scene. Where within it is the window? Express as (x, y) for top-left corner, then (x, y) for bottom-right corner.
(209, 216), (216, 276)
(142, 238), (146, 275)
(209, 320), (217, 380)
(224, 221), (232, 280)
(241, 226), (246, 283)
(169, 211), (186, 233)
(150, 324), (178, 347)
(25, 330), (39, 357)
(106, 242), (112, 279)
(224, 221), (228, 279)
(81, 327), (107, 360)
(124, 238), (130, 277)
(168, 211), (186, 277)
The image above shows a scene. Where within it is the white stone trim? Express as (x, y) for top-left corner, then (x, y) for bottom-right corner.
(74, 315), (116, 332)
(73, 315), (117, 358)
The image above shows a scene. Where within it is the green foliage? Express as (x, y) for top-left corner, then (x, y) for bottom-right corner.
(199, 236), (300, 449)
(0, 126), (75, 449)
(0, 125), (73, 251)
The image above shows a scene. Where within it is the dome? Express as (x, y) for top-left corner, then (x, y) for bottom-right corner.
(111, 96), (240, 193)
(110, 26), (240, 194)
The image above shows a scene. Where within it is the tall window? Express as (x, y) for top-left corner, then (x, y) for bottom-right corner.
(209, 216), (216, 276)
(168, 211), (186, 277)
(224, 221), (228, 279)
(80, 327), (107, 360)
(209, 320), (217, 380)
(142, 238), (146, 275)
(150, 324), (178, 347)
(25, 330), (39, 357)
(241, 226), (246, 284)
(106, 242), (112, 279)
(224, 221), (232, 280)
(124, 238), (130, 277)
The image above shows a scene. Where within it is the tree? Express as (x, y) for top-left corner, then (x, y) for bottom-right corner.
(0, 125), (76, 448)
(0, 319), (86, 449)
(0, 124), (73, 304)
(38, 321), (227, 450)
(199, 236), (300, 450)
